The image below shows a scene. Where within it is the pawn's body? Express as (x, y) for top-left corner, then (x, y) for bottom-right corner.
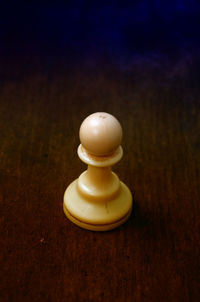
(63, 112), (133, 231)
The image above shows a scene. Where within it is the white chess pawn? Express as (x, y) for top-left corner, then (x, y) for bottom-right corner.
(63, 112), (133, 231)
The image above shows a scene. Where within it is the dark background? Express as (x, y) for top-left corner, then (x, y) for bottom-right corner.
(0, 1), (200, 301)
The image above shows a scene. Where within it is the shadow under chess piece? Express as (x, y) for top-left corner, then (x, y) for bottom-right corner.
(63, 112), (133, 231)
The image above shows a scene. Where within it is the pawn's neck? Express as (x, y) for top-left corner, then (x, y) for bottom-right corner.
(87, 165), (111, 183)
(77, 145), (122, 202)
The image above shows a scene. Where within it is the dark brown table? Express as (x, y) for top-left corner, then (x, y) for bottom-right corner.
(0, 52), (199, 302)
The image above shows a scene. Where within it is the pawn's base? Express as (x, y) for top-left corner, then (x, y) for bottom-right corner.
(63, 179), (133, 231)
(63, 205), (132, 231)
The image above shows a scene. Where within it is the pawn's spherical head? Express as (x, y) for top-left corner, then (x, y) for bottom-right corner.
(79, 112), (123, 156)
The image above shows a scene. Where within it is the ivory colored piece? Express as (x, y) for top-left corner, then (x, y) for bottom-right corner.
(63, 112), (133, 231)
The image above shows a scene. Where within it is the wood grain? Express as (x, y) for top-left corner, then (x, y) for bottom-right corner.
(0, 53), (199, 302)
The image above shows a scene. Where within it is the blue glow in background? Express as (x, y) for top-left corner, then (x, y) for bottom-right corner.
(1, 2), (200, 54)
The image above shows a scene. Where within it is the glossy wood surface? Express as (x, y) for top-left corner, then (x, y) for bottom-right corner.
(0, 53), (199, 302)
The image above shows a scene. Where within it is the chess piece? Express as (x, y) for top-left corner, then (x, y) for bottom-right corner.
(63, 112), (133, 231)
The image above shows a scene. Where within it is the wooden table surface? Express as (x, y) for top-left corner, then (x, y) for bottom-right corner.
(0, 4), (200, 301)
(0, 51), (199, 302)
